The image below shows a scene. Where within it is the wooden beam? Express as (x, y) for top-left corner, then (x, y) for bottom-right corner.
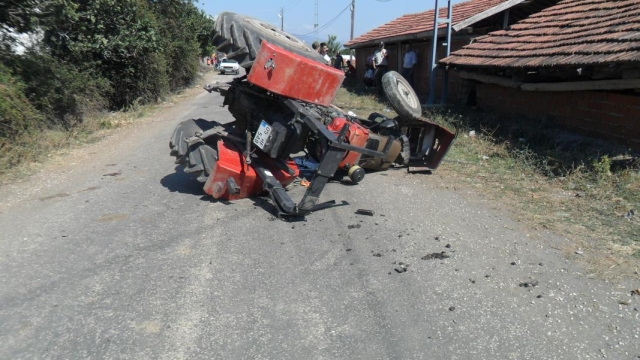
(453, 0), (527, 32)
(458, 70), (522, 88)
(521, 78), (640, 91)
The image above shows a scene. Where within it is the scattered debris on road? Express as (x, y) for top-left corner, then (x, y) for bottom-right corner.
(519, 280), (539, 288)
(421, 252), (450, 260)
(348, 224), (361, 229)
(394, 262), (409, 273)
(355, 209), (375, 216)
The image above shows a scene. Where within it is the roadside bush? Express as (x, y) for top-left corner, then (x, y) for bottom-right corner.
(8, 52), (110, 128)
(0, 0), (214, 174)
(152, 0), (209, 92)
(0, 63), (46, 170)
(42, 0), (170, 109)
(0, 63), (45, 139)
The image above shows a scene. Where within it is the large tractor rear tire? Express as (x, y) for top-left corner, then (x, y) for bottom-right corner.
(382, 71), (423, 120)
(170, 119), (218, 183)
(213, 12), (326, 69)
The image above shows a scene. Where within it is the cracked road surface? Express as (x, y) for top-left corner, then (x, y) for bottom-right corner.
(1, 72), (639, 359)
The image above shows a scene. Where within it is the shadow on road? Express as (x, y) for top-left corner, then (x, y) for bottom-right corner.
(160, 166), (207, 196)
(161, 166), (265, 209)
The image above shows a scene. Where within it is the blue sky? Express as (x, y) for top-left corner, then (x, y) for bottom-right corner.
(196, 0), (464, 46)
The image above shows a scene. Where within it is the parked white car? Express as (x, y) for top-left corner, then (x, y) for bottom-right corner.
(219, 58), (240, 75)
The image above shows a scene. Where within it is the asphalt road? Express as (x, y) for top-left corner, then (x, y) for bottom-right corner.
(1, 71), (639, 360)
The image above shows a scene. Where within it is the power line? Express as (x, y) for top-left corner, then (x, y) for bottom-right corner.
(284, 0), (300, 8)
(285, 0), (302, 11)
(314, 3), (351, 35)
(292, 2), (352, 38)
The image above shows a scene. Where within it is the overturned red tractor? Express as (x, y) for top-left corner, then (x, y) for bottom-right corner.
(169, 12), (455, 216)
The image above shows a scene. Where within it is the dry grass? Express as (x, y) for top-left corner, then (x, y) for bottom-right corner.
(334, 83), (640, 279)
(0, 108), (152, 184)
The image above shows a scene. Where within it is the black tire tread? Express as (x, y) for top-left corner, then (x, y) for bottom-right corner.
(169, 119), (218, 183)
(213, 12), (325, 68)
(382, 71), (422, 120)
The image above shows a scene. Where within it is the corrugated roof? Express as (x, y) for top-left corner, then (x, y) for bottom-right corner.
(344, 0), (510, 47)
(441, 0), (640, 68)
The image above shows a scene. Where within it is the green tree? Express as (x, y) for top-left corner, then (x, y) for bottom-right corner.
(0, 0), (49, 58)
(0, 63), (44, 139)
(42, 0), (168, 108)
(326, 34), (342, 58)
(0, 0), (215, 171)
(0, 0), (55, 32)
(150, 0), (214, 91)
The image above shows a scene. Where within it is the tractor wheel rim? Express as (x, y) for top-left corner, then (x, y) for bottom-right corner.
(397, 80), (418, 108)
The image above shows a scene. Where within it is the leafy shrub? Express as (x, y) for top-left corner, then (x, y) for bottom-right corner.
(0, 63), (45, 139)
(591, 155), (612, 179)
(152, 0), (205, 92)
(0, 0), (215, 173)
(42, 0), (170, 108)
(8, 52), (110, 128)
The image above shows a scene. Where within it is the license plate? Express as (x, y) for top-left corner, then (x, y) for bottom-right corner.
(253, 120), (272, 150)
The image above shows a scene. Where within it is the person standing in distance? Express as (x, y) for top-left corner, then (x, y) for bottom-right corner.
(319, 42), (331, 65)
(372, 41), (388, 95)
(401, 44), (417, 87)
(333, 50), (344, 70)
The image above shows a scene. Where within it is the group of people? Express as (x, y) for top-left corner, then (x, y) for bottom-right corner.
(310, 40), (418, 95)
(312, 41), (331, 65)
(365, 42), (417, 94)
(312, 41), (356, 77)
(205, 53), (228, 69)
(205, 54), (217, 67)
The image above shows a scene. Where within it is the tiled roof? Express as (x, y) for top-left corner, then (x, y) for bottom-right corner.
(345, 0), (509, 47)
(441, 0), (640, 68)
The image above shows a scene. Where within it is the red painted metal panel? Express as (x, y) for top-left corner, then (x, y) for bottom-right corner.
(203, 140), (299, 200)
(203, 140), (259, 200)
(326, 117), (370, 169)
(247, 41), (345, 107)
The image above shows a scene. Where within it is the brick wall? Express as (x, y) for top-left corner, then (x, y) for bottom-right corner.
(476, 84), (640, 149)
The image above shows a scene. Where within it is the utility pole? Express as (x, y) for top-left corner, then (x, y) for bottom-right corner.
(350, 0), (355, 59)
(280, 8), (284, 31)
(350, 0), (355, 41)
(314, 0), (319, 41)
(426, 0), (452, 105)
